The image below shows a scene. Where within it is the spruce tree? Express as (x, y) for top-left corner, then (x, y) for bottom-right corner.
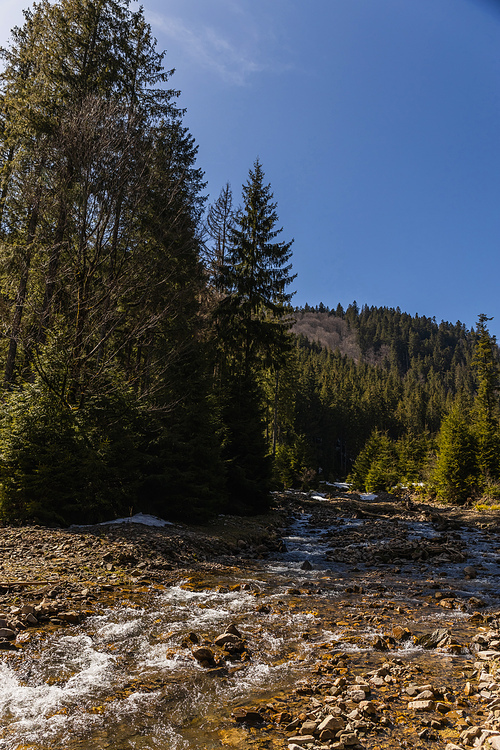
(215, 160), (295, 511)
(433, 402), (479, 504)
(204, 182), (234, 295)
(216, 158), (295, 375)
(0, 0), (222, 524)
(472, 314), (500, 480)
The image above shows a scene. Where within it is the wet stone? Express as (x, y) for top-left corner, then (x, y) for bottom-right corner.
(0, 628), (16, 640)
(232, 708), (264, 724)
(408, 699), (435, 711)
(299, 720), (318, 734)
(317, 715), (346, 732)
(192, 646), (215, 666)
(288, 735), (315, 743)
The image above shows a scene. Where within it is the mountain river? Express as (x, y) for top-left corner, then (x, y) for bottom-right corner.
(1, 501), (500, 749)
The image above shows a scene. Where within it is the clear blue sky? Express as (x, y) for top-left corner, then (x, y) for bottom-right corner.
(1, 0), (500, 336)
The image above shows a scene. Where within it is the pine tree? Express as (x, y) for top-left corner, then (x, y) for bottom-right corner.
(433, 402), (479, 504)
(0, 0), (221, 524)
(216, 158), (295, 375)
(472, 314), (500, 479)
(215, 160), (295, 510)
(0, 0), (188, 393)
(204, 182), (234, 294)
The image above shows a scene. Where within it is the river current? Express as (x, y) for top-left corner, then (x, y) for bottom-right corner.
(1, 506), (499, 749)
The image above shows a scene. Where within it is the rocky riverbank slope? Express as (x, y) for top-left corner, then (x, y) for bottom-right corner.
(3, 488), (500, 750)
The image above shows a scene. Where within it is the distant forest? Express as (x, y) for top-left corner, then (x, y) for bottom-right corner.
(0, 1), (497, 526)
(289, 304), (499, 504)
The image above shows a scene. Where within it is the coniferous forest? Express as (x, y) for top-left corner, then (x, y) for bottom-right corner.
(0, 0), (498, 526)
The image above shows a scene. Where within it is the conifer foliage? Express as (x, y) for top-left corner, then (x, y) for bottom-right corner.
(215, 159), (295, 375)
(213, 160), (296, 512)
(0, 0), (222, 524)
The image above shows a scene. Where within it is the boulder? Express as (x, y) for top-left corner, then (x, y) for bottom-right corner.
(214, 633), (243, 649)
(192, 647), (215, 666)
(415, 628), (450, 649)
(0, 628), (16, 640)
(317, 715), (346, 732)
(299, 720), (318, 735)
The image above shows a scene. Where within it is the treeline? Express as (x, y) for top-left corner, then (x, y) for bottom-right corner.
(284, 305), (500, 504)
(0, 0), (294, 525)
(0, 1), (494, 526)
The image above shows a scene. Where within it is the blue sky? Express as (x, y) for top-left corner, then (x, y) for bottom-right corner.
(1, 0), (500, 336)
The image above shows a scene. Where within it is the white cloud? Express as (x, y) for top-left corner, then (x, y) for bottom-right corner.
(147, 2), (293, 86)
(150, 12), (268, 85)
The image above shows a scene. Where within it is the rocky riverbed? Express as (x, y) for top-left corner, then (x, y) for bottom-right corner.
(2, 490), (500, 750)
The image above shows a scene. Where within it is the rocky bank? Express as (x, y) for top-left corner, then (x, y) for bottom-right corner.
(2, 489), (500, 750)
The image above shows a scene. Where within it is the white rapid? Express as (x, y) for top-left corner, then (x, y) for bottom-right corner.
(1, 509), (499, 749)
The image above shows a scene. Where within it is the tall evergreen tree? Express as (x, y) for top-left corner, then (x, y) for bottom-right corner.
(216, 158), (295, 375)
(0, 0), (223, 524)
(432, 402), (479, 504)
(204, 182), (234, 295)
(472, 314), (500, 479)
(215, 160), (295, 511)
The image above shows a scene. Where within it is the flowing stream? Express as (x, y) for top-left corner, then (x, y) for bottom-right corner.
(1, 509), (499, 749)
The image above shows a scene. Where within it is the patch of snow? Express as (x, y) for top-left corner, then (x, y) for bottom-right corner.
(360, 493), (377, 502)
(73, 513), (173, 528)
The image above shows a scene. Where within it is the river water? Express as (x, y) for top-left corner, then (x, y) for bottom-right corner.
(1, 507), (499, 749)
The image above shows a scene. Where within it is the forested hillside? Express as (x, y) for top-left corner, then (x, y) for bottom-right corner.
(0, 0), (294, 525)
(283, 304), (500, 503)
(0, 1), (497, 527)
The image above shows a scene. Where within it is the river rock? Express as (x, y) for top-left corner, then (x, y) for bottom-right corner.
(347, 688), (367, 702)
(225, 623), (242, 637)
(408, 699), (435, 711)
(299, 720), (318, 734)
(0, 628), (16, 640)
(415, 627), (450, 649)
(19, 605), (35, 615)
(59, 611), (80, 624)
(214, 633), (243, 649)
(464, 566), (477, 579)
(317, 715), (346, 732)
(192, 647), (215, 666)
(461, 725), (483, 745)
(359, 700), (377, 715)
(477, 651), (500, 661)
(373, 635), (390, 651)
(274, 711), (292, 725)
(288, 735), (314, 744)
(393, 625), (412, 641)
(416, 689), (435, 700)
(233, 708), (263, 723)
(340, 732), (358, 745)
